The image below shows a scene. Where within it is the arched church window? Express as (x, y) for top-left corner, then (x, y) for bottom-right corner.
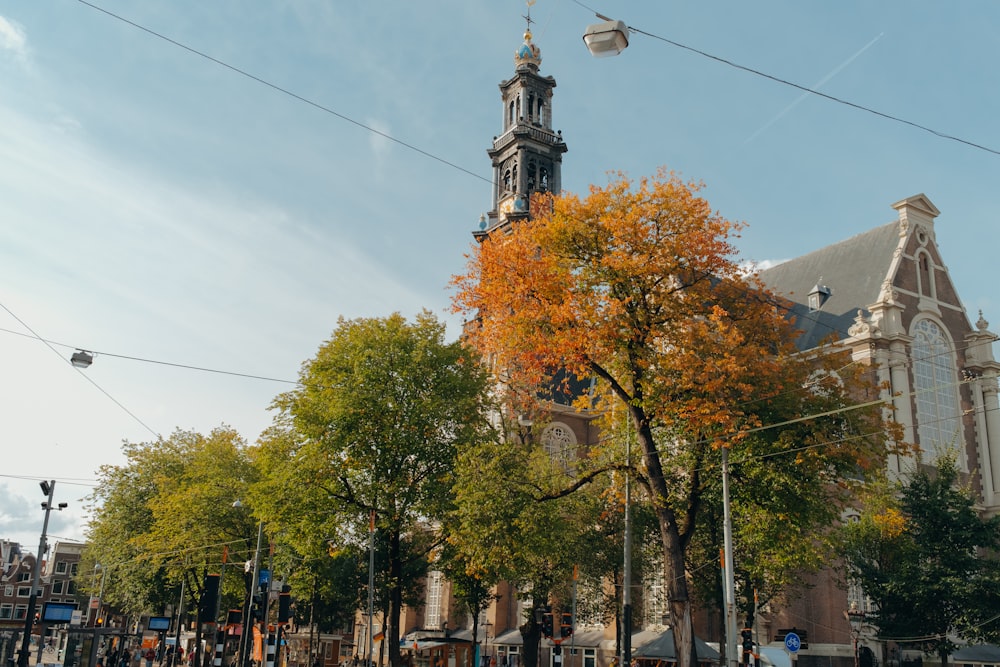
(503, 168), (512, 194)
(516, 94), (521, 120)
(527, 93), (535, 121)
(527, 158), (537, 191)
(539, 167), (549, 192)
(512, 164), (518, 192)
(508, 101), (515, 127)
(537, 98), (545, 125)
(911, 318), (963, 468)
(541, 421), (577, 465)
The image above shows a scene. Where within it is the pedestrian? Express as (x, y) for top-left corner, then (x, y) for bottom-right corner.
(119, 648), (132, 667)
(145, 647), (156, 667)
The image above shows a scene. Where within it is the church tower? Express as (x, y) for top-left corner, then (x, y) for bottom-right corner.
(474, 21), (567, 241)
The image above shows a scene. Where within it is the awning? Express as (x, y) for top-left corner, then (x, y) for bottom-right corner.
(953, 645), (1000, 663)
(632, 630), (720, 662)
(405, 640), (446, 652)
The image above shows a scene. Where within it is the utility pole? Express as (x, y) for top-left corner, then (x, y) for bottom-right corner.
(17, 480), (64, 667)
(722, 448), (739, 667)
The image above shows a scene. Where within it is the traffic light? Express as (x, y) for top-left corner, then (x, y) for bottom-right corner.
(198, 574), (220, 623)
(559, 612), (573, 638)
(277, 593), (292, 623)
(540, 612), (554, 638)
(741, 628), (754, 664)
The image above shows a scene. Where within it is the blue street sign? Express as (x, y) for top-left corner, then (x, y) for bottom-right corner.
(259, 568), (271, 586)
(784, 632), (801, 654)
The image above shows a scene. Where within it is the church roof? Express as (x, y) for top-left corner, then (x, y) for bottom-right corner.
(758, 220), (901, 349)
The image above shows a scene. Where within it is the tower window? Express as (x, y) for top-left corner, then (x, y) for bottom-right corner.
(508, 101), (515, 127)
(527, 93), (535, 121)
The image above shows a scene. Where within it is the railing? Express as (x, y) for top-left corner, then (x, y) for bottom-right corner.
(493, 124), (562, 149)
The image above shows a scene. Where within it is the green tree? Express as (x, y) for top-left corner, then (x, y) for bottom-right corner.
(254, 311), (491, 667)
(83, 426), (257, 628)
(449, 411), (658, 667)
(452, 170), (894, 667)
(842, 454), (1000, 666)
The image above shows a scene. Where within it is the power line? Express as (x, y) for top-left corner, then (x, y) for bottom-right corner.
(571, 1), (1000, 157)
(74, 0), (493, 185)
(0, 301), (161, 439)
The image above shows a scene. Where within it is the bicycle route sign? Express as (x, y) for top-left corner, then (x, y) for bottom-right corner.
(784, 632), (801, 654)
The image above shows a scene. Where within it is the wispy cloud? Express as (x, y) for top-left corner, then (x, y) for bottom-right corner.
(0, 15), (28, 63)
(745, 32), (884, 144)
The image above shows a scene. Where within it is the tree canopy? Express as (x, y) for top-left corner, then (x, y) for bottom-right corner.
(841, 453), (1000, 666)
(253, 311), (492, 667)
(452, 169), (895, 667)
(82, 426), (257, 624)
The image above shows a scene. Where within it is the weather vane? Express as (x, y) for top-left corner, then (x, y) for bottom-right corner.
(523, 0), (535, 30)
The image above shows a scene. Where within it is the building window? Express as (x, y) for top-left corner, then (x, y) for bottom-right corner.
(55, 561), (67, 575)
(643, 567), (670, 627)
(4, 585), (12, 596)
(16, 586), (30, 598)
(14, 604), (27, 620)
(582, 649), (595, 667)
(917, 251), (935, 298)
(71, 563), (79, 576)
(52, 581), (64, 595)
(0, 604), (12, 619)
(541, 422), (577, 465)
(67, 581), (77, 595)
(18, 571), (30, 582)
(425, 570), (443, 630)
(911, 319), (963, 467)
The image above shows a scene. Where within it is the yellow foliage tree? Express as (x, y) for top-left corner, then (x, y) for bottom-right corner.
(453, 169), (894, 667)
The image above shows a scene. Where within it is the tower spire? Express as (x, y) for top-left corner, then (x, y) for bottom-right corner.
(474, 3), (567, 241)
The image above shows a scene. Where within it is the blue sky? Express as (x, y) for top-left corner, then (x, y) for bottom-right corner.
(2, 1), (998, 550)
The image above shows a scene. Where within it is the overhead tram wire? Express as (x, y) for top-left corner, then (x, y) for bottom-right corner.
(570, 0), (1000, 157)
(79, 0), (1000, 165)
(0, 301), (161, 440)
(31, 5), (1000, 437)
(0, 324), (307, 387)
(72, 2), (990, 371)
(75, 0), (492, 186)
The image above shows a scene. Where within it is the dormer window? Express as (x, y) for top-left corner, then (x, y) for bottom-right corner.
(808, 284), (831, 311)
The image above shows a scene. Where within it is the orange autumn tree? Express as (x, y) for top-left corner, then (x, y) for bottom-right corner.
(452, 169), (894, 667)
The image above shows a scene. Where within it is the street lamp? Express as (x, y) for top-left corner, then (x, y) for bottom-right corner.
(846, 601), (866, 667)
(17, 480), (67, 667)
(583, 17), (629, 57)
(71, 350), (94, 368)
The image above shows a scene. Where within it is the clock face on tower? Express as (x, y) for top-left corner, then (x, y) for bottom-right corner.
(499, 196), (515, 221)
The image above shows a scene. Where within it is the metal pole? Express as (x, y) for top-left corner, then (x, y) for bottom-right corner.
(621, 427), (632, 667)
(238, 523), (264, 667)
(722, 448), (739, 667)
(17, 480), (57, 667)
(367, 511), (376, 667)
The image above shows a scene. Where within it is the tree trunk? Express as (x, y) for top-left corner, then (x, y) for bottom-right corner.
(388, 529), (403, 667)
(519, 602), (544, 667)
(635, 408), (697, 667)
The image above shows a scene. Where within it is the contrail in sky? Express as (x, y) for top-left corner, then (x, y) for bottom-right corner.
(745, 32), (885, 144)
